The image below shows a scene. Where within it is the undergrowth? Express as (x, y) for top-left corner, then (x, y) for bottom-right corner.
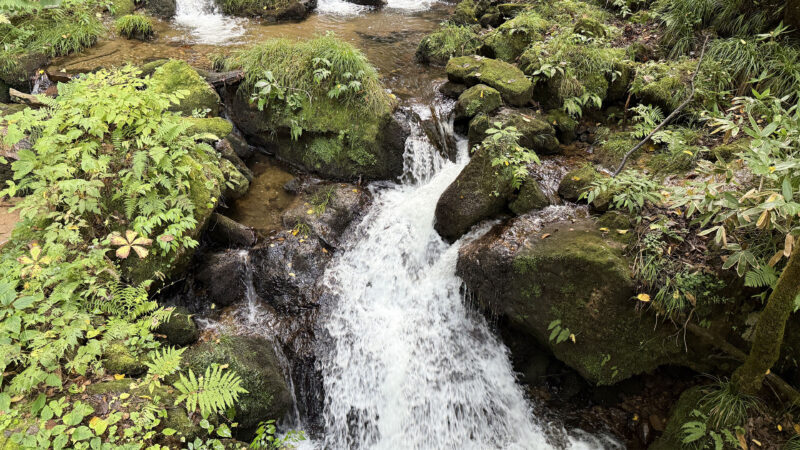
(115, 14), (153, 40)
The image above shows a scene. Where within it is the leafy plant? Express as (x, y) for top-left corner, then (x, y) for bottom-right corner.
(115, 14), (154, 40)
(480, 122), (539, 190)
(547, 319), (575, 344)
(174, 364), (248, 418)
(250, 420), (306, 449)
(581, 170), (663, 213)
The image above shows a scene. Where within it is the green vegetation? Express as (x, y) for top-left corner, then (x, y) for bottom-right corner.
(478, 122), (539, 190)
(115, 14), (154, 40)
(416, 23), (481, 65)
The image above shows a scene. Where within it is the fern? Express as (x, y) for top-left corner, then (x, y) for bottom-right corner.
(173, 364), (248, 418)
(145, 346), (185, 379)
(744, 265), (778, 288)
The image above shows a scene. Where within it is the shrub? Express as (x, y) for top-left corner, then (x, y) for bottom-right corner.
(416, 23), (481, 65)
(115, 14), (154, 40)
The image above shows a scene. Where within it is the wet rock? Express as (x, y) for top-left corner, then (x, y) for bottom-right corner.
(446, 55), (533, 106)
(346, 0), (386, 6)
(207, 213), (257, 248)
(468, 108), (559, 154)
(457, 217), (699, 385)
(216, 139), (253, 182)
(509, 177), (549, 215)
(225, 133), (255, 160)
(183, 335), (293, 434)
(193, 251), (249, 307)
(214, 0), (316, 21)
(438, 81), (467, 99)
(434, 145), (513, 242)
(557, 165), (601, 203)
(545, 109), (578, 144)
(148, 60), (220, 117)
(155, 306), (200, 346)
(249, 230), (331, 313)
(282, 183), (372, 249)
(9, 88), (45, 108)
(146, 0), (176, 19)
(102, 341), (147, 376)
(454, 84), (502, 123)
(453, 0), (478, 24)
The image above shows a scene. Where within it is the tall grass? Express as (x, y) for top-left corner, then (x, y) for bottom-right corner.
(416, 23), (481, 64)
(709, 35), (800, 99)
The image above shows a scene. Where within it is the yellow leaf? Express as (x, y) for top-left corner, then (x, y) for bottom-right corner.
(119, 393), (130, 400)
(769, 166), (776, 173)
(352, 189), (358, 193)
(291, 229), (299, 236)
(541, 233), (551, 239)
(636, 293), (651, 302)
(571, 176), (581, 181)
(307, 209), (314, 215)
(682, 150), (693, 156)
(793, 423), (800, 434)
(569, 333), (576, 343)
(599, 227), (609, 232)
(114, 374), (125, 380)
(288, 272), (296, 277)
(616, 229), (628, 234)
(220, 364), (229, 369)
(778, 425), (783, 431)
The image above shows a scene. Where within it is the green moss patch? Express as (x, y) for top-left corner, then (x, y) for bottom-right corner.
(481, 11), (549, 62)
(446, 55), (533, 106)
(149, 60), (221, 116)
(416, 23), (482, 65)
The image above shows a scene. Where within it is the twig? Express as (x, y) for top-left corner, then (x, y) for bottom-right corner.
(612, 36), (710, 177)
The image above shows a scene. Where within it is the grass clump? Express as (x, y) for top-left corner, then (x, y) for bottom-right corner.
(115, 14), (154, 40)
(482, 11), (549, 62)
(416, 23), (481, 65)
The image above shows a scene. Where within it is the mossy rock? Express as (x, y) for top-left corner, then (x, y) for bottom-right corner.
(146, 0), (176, 18)
(149, 60), (220, 117)
(183, 335), (292, 432)
(452, 0), (478, 24)
(497, 3), (526, 16)
(481, 11), (547, 62)
(454, 84), (502, 122)
(114, 0), (137, 16)
(545, 109), (578, 144)
(415, 24), (482, 66)
(557, 165), (598, 202)
(509, 177), (549, 215)
(630, 58), (725, 116)
(468, 108), (559, 154)
(139, 59), (169, 77)
(458, 219), (705, 385)
(186, 117), (233, 139)
(712, 139), (749, 162)
(0, 52), (49, 90)
(103, 341), (147, 376)
(648, 386), (705, 450)
(434, 145), (514, 241)
(573, 17), (606, 38)
(607, 59), (634, 103)
(594, 131), (638, 169)
(155, 307), (199, 346)
(446, 55), (533, 106)
(213, 0), (314, 21)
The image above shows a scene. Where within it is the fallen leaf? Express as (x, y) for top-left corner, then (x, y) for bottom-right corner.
(616, 229), (628, 234)
(119, 393), (130, 400)
(599, 227), (610, 232)
(541, 233), (551, 239)
(636, 293), (651, 302)
(113, 374), (125, 381)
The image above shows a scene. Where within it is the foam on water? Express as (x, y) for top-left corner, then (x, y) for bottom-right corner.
(173, 0), (245, 44)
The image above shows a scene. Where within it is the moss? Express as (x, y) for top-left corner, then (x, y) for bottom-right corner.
(509, 178), (549, 215)
(481, 11), (548, 62)
(712, 138), (750, 162)
(573, 17), (606, 38)
(631, 58), (727, 116)
(453, 0), (479, 24)
(149, 60), (220, 117)
(185, 117), (233, 139)
(154, 307), (199, 346)
(649, 387), (705, 450)
(212, 0), (311, 20)
(446, 55), (533, 106)
(183, 336), (292, 432)
(416, 24), (482, 66)
(221, 158), (250, 200)
(113, 0), (137, 16)
(557, 165), (600, 202)
(454, 84), (502, 121)
(594, 131), (638, 168)
(468, 109), (558, 154)
(103, 341), (147, 376)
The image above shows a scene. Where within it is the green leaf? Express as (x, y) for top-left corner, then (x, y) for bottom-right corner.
(161, 428), (178, 436)
(62, 402), (94, 426)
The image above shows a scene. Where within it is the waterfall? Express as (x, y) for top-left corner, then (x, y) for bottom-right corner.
(311, 104), (610, 449)
(316, 0), (439, 15)
(173, 0), (245, 45)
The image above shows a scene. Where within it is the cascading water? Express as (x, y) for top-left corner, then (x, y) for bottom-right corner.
(311, 103), (611, 449)
(173, 0), (245, 44)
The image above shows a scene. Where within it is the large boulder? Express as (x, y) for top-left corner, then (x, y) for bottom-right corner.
(434, 146), (513, 242)
(509, 177), (549, 215)
(457, 217), (700, 385)
(446, 56), (533, 106)
(213, 0), (316, 21)
(468, 108), (559, 154)
(193, 250), (250, 308)
(149, 60), (221, 117)
(155, 306), (200, 346)
(282, 182), (372, 249)
(454, 84), (502, 123)
(183, 335), (293, 433)
(146, 0), (176, 18)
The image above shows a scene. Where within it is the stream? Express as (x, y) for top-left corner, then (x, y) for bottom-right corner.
(81, 0), (624, 447)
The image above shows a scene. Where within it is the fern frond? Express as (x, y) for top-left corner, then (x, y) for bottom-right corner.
(173, 364), (248, 418)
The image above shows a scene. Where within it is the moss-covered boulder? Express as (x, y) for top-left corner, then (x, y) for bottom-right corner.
(0, 52), (49, 91)
(545, 109), (578, 144)
(416, 24), (481, 66)
(457, 218), (702, 385)
(213, 0), (315, 21)
(480, 11), (547, 62)
(102, 341), (147, 376)
(221, 158), (250, 201)
(557, 165), (600, 202)
(434, 146), (513, 242)
(114, 0), (137, 16)
(509, 177), (549, 215)
(468, 108), (559, 154)
(454, 84), (502, 122)
(452, 0), (478, 24)
(224, 36), (407, 181)
(183, 335), (292, 432)
(631, 58), (725, 116)
(573, 17), (606, 38)
(186, 117), (233, 139)
(446, 56), (533, 106)
(149, 60), (221, 117)
(155, 307), (199, 346)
